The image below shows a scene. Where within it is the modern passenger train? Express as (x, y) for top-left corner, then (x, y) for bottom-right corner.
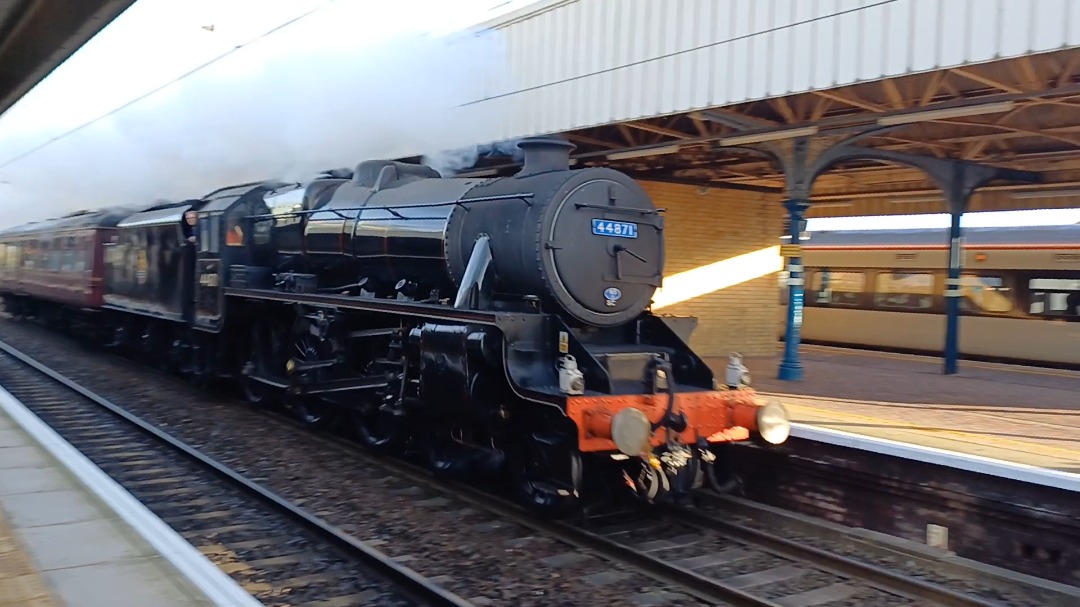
(780, 225), (1080, 368)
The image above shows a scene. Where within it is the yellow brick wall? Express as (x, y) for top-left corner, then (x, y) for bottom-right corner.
(638, 181), (783, 358)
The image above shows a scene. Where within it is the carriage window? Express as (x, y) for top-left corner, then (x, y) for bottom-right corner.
(209, 217), (220, 253)
(874, 272), (934, 310)
(1028, 277), (1080, 318)
(811, 270), (865, 306)
(199, 217), (211, 253)
(959, 274), (1012, 313)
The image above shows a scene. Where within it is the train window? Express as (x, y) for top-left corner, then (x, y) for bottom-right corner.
(874, 272), (934, 310)
(810, 270), (864, 306)
(959, 274), (1013, 313)
(1028, 276), (1080, 318)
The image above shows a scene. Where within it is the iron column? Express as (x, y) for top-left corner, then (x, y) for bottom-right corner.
(943, 209), (964, 375)
(778, 199), (809, 381)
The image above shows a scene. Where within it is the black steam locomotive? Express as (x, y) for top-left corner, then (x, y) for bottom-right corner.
(0, 136), (789, 513)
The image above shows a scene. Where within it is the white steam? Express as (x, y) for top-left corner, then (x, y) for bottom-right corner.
(0, 0), (513, 229)
(423, 140), (524, 177)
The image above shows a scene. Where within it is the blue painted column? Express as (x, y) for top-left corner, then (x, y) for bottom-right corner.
(778, 199), (810, 381)
(943, 210), (964, 375)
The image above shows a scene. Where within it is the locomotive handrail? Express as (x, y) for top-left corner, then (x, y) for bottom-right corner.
(244, 193), (534, 222)
(573, 202), (663, 215)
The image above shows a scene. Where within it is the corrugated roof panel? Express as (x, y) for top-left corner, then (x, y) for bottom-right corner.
(789, 0), (815, 93)
(939, 0), (970, 68)
(1000, 0), (1034, 57)
(1069, 0), (1080, 46)
(753, 0), (773, 97)
(968, 0), (999, 65)
(910, 0), (941, 72)
(1033, 0), (1067, 52)
(461, 0), (1080, 145)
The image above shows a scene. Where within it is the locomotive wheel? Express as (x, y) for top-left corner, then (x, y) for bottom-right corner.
(288, 397), (330, 428)
(240, 320), (275, 406)
(420, 426), (469, 476)
(511, 431), (582, 516)
(187, 341), (214, 389)
(287, 316), (335, 428)
(353, 400), (406, 453)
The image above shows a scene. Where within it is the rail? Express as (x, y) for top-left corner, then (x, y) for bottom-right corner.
(0, 339), (474, 607)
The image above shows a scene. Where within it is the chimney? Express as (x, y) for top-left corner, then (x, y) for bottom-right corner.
(516, 136), (576, 176)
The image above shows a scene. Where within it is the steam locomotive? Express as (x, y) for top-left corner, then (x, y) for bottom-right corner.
(0, 136), (790, 513)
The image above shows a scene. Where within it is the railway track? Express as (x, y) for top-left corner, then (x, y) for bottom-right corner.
(0, 339), (470, 607)
(0, 326), (1056, 606)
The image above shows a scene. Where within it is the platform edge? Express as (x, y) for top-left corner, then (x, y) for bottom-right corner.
(790, 422), (1080, 493)
(0, 384), (264, 607)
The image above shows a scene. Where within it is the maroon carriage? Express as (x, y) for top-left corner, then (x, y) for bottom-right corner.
(0, 208), (134, 315)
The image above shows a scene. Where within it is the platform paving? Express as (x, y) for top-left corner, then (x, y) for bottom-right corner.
(0, 407), (217, 607)
(724, 345), (1080, 474)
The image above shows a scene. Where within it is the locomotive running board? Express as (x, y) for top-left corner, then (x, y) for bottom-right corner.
(225, 288), (535, 326)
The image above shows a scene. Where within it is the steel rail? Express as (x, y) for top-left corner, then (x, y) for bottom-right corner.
(666, 505), (1005, 607)
(247, 384), (1013, 607)
(0, 339), (474, 607)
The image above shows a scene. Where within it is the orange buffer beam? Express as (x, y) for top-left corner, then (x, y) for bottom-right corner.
(568, 389), (768, 453)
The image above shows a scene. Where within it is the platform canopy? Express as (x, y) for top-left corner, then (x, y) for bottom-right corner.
(0, 0), (136, 117)
(450, 0), (1080, 218)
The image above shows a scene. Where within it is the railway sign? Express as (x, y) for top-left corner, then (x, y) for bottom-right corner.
(780, 244), (802, 258)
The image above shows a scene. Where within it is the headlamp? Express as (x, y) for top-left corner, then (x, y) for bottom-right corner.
(756, 399), (790, 445)
(611, 407), (651, 456)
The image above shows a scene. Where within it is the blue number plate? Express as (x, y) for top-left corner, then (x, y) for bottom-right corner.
(591, 219), (638, 239)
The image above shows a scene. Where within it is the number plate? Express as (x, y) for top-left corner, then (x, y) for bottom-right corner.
(591, 219), (638, 239)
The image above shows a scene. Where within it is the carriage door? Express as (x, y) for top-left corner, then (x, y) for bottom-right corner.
(193, 212), (224, 331)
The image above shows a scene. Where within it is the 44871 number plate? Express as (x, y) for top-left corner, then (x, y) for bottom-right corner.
(591, 219), (638, 239)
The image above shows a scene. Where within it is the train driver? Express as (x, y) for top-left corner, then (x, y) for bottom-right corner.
(184, 211), (198, 245)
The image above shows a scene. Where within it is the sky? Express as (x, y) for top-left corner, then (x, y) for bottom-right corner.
(0, 0), (538, 228)
(0, 0), (1076, 232)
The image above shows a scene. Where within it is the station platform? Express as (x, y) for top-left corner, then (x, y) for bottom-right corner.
(723, 345), (1080, 486)
(0, 389), (258, 607)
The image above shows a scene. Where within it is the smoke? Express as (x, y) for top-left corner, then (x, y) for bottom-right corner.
(0, 0), (513, 229)
(423, 139), (524, 176)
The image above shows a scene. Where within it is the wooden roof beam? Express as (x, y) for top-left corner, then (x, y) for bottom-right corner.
(949, 67), (1023, 94)
(623, 120), (693, 139)
(813, 90), (886, 112)
(881, 79), (906, 109)
(919, 71), (948, 106)
(769, 97), (799, 123)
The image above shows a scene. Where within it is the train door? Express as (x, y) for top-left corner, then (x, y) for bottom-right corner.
(192, 211), (224, 332)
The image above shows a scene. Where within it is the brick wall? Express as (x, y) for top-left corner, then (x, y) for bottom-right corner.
(638, 181), (783, 358)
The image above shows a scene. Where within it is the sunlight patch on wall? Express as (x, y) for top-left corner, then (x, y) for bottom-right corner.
(652, 246), (783, 310)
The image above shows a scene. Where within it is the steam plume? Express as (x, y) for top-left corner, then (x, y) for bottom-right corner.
(0, 1), (511, 229)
